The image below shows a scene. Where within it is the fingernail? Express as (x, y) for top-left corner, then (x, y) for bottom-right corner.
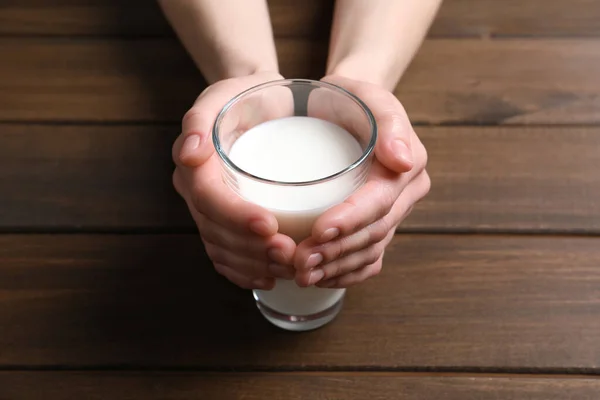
(268, 248), (287, 264)
(249, 220), (271, 236)
(305, 253), (323, 270)
(252, 277), (274, 289)
(268, 263), (295, 280)
(391, 139), (413, 166)
(180, 134), (201, 160)
(308, 269), (325, 286)
(319, 228), (340, 243)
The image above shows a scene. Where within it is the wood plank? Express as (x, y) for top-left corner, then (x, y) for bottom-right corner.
(0, 0), (334, 39)
(2, 38), (600, 124)
(2, 0), (600, 38)
(0, 124), (188, 230)
(2, 125), (599, 232)
(432, 0), (600, 37)
(0, 0), (173, 37)
(414, 126), (600, 232)
(0, 38), (325, 122)
(1, 372), (599, 400)
(398, 39), (600, 124)
(1, 234), (600, 369)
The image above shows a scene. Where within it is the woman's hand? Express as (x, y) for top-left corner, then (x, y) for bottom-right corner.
(172, 72), (297, 290)
(294, 75), (430, 288)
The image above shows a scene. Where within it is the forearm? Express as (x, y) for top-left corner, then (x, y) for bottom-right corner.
(158, 0), (278, 84)
(326, 0), (442, 90)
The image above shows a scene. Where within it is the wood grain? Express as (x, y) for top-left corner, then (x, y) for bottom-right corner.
(414, 126), (600, 232)
(1, 372), (599, 400)
(432, 0), (600, 37)
(0, 0), (333, 38)
(1, 234), (599, 369)
(398, 39), (600, 124)
(2, 0), (600, 37)
(2, 125), (599, 232)
(2, 39), (600, 124)
(0, 124), (187, 230)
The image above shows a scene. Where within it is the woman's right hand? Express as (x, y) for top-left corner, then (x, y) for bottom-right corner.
(172, 72), (297, 290)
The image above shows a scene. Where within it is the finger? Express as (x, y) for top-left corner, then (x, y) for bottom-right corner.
(177, 163), (279, 237)
(173, 160), (278, 238)
(177, 72), (284, 168)
(311, 161), (402, 243)
(295, 215), (391, 271)
(306, 85), (373, 149)
(296, 171), (429, 278)
(213, 263), (276, 290)
(172, 132), (212, 169)
(198, 211), (296, 263)
(205, 241), (295, 280)
(322, 75), (414, 174)
(235, 85), (294, 131)
(295, 239), (385, 287)
(311, 139), (429, 243)
(317, 223), (395, 289)
(316, 254), (384, 289)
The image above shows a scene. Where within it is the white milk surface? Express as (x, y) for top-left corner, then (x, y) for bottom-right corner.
(228, 116), (363, 316)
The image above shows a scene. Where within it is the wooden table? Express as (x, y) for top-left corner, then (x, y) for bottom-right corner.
(1, 1), (600, 398)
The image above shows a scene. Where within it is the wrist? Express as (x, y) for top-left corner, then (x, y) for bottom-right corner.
(208, 66), (280, 85)
(215, 62), (279, 83)
(326, 54), (395, 91)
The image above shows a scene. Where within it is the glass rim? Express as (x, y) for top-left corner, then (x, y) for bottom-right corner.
(212, 78), (377, 187)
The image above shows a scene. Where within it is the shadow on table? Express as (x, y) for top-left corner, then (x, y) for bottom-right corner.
(87, 234), (298, 368)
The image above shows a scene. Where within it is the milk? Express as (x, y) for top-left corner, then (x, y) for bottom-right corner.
(228, 116), (363, 317)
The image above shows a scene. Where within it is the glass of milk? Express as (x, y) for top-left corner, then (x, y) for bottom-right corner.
(212, 79), (377, 331)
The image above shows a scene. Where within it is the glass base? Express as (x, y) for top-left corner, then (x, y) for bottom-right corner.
(253, 291), (344, 331)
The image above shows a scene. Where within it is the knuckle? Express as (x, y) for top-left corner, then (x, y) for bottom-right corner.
(324, 261), (344, 281)
(190, 189), (208, 214)
(368, 260), (383, 277)
(378, 183), (397, 217)
(198, 85), (213, 99)
(422, 171), (432, 195)
(199, 224), (224, 248)
(332, 262), (345, 279)
(203, 242), (226, 264)
(414, 139), (428, 171)
(172, 169), (183, 196)
(182, 108), (202, 130)
(324, 238), (345, 263)
(343, 196), (360, 215)
(340, 275), (360, 288)
(199, 230), (218, 246)
(213, 262), (228, 277)
(365, 246), (382, 265)
(369, 219), (391, 243)
(388, 112), (406, 135)
(232, 277), (254, 290)
(248, 259), (268, 277)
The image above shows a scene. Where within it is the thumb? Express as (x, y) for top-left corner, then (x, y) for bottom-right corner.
(322, 74), (413, 174)
(174, 72), (285, 168)
(172, 131), (214, 168)
(374, 111), (414, 174)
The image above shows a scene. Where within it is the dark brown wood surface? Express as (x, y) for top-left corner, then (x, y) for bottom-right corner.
(1, 372), (599, 400)
(2, 125), (599, 232)
(2, 234), (599, 369)
(2, 39), (600, 124)
(2, 0), (600, 38)
(2, 0), (599, 398)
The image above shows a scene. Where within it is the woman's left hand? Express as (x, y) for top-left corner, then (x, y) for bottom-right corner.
(294, 75), (431, 288)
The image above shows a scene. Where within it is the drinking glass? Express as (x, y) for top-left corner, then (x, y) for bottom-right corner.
(213, 79), (377, 331)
